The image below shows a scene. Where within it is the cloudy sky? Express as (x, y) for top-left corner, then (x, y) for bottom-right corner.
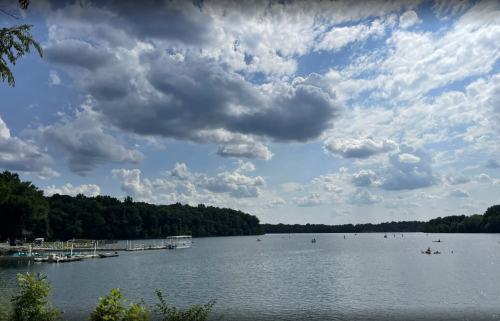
(1, 0), (500, 225)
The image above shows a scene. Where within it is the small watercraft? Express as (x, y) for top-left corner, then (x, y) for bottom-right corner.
(257, 239), (261, 241)
(99, 252), (119, 258)
(421, 251), (441, 254)
(311, 239), (316, 243)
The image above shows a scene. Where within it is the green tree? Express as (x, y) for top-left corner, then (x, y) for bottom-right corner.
(1, 0), (43, 87)
(0, 171), (50, 239)
(9, 272), (64, 321)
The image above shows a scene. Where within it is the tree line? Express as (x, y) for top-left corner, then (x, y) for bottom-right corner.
(2, 171), (500, 241)
(0, 171), (264, 240)
(262, 221), (426, 234)
(423, 205), (500, 233)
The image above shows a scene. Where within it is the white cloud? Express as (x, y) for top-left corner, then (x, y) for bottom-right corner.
(399, 10), (419, 28)
(25, 100), (143, 176)
(236, 160), (256, 172)
(45, 183), (100, 197)
(324, 137), (398, 159)
(315, 19), (386, 52)
(280, 182), (304, 192)
(476, 174), (491, 180)
(398, 153), (420, 163)
(48, 70), (61, 86)
(266, 198), (286, 208)
(0, 116), (59, 179)
(167, 163), (192, 181)
(349, 188), (383, 205)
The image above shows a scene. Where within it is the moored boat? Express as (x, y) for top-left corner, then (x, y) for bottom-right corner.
(166, 235), (192, 249)
(99, 252), (119, 258)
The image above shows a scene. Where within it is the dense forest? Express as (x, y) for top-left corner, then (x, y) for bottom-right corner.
(0, 171), (264, 240)
(2, 171), (500, 241)
(263, 221), (426, 234)
(424, 205), (500, 233)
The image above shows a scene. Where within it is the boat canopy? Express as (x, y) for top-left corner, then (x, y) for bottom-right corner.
(166, 235), (192, 239)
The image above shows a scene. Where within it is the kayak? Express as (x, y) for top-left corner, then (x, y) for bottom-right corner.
(421, 251), (441, 254)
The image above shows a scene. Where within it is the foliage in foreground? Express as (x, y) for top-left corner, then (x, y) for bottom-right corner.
(1, 0), (43, 87)
(0, 273), (222, 321)
(3, 273), (64, 321)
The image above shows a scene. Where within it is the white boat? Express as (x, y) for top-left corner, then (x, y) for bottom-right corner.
(34, 256), (48, 262)
(166, 235), (192, 249)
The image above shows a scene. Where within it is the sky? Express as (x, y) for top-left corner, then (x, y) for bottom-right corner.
(1, 0), (500, 225)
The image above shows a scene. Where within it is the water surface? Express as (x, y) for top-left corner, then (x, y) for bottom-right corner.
(1, 233), (499, 320)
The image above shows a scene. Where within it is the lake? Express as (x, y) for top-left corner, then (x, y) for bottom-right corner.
(1, 233), (499, 320)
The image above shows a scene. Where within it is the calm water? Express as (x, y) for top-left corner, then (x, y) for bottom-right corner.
(1, 233), (500, 320)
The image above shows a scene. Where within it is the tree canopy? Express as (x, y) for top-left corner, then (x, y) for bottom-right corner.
(424, 205), (500, 233)
(0, 171), (50, 239)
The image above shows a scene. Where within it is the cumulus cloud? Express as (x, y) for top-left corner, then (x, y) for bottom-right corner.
(398, 153), (420, 163)
(167, 163), (192, 181)
(215, 142), (274, 160)
(235, 160), (256, 172)
(266, 198), (286, 208)
(315, 19), (386, 52)
(324, 184), (344, 193)
(0, 116), (59, 179)
(25, 100), (143, 176)
(324, 138), (398, 159)
(45, 183), (100, 197)
(292, 193), (326, 207)
(476, 174), (491, 180)
(380, 147), (437, 190)
(399, 10), (419, 28)
(352, 169), (380, 187)
(197, 171), (266, 198)
(349, 188), (383, 205)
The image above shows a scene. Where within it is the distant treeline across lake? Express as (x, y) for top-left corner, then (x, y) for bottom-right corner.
(1, 170), (499, 240)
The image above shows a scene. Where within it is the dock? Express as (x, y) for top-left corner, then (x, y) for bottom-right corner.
(0, 256), (34, 261)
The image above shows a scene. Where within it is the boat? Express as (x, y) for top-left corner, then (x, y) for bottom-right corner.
(34, 256), (48, 262)
(99, 252), (119, 258)
(311, 239), (316, 243)
(384, 235), (387, 238)
(257, 239), (261, 241)
(166, 235), (192, 249)
(421, 251), (441, 254)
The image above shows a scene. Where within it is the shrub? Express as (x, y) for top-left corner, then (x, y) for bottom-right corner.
(9, 272), (64, 321)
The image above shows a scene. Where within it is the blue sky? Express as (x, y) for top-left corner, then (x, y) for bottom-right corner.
(1, 0), (500, 225)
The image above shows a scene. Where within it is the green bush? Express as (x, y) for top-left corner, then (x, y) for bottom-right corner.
(1, 273), (222, 321)
(153, 290), (222, 321)
(89, 288), (150, 321)
(9, 272), (64, 321)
